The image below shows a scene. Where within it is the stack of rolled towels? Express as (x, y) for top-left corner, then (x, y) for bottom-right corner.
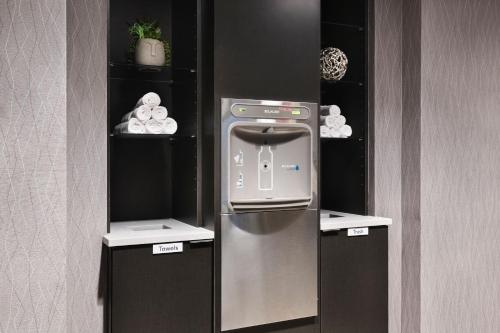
(320, 105), (352, 138)
(114, 92), (178, 135)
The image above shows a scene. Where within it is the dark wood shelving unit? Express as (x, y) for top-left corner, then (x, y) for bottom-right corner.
(321, 20), (364, 31)
(107, 0), (203, 228)
(320, 137), (364, 141)
(109, 64), (174, 84)
(106, 1), (213, 332)
(110, 133), (196, 140)
(109, 61), (172, 72)
(320, 0), (369, 216)
(320, 3), (388, 333)
(321, 79), (364, 87)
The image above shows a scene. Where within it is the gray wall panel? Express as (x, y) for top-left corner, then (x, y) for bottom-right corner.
(420, 0), (500, 331)
(373, 0), (402, 332)
(0, 0), (67, 332)
(66, 0), (107, 332)
(402, 0), (422, 332)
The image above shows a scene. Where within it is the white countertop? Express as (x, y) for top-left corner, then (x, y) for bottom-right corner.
(321, 210), (392, 231)
(103, 219), (214, 247)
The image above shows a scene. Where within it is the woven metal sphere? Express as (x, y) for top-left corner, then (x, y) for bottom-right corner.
(320, 47), (348, 81)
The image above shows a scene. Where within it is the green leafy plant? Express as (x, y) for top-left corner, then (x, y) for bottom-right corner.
(128, 19), (171, 66)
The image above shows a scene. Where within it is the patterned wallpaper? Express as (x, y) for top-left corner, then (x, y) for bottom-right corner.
(420, 0), (500, 331)
(66, 0), (107, 332)
(0, 0), (107, 331)
(373, 1), (403, 332)
(0, 0), (67, 332)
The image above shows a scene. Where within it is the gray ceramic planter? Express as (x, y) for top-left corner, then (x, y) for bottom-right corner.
(135, 38), (165, 66)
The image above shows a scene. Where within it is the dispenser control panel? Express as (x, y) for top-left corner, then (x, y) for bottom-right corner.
(227, 123), (312, 210)
(231, 103), (311, 120)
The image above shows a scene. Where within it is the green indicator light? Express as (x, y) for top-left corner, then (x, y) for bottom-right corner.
(239, 107), (247, 112)
(292, 110), (301, 115)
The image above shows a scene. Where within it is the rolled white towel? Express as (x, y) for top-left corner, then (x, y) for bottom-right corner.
(339, 124), (353, 138)
(321, 114), (346, 130)
(136, 92), (161, 107)
(331, 115), (346, 130)
(162, 117), (178, 135)
(151, 106), (168, 121)
(320, 105), (342, 117)
(329, 127), (341, 138)
(114, 118), (146, 134)
(320, 125), (331, 138)
(122, 105), (152, 122)
(329, 105), (341, 117)
(144, 119), (164, 134)
(320, 115), (336, 128)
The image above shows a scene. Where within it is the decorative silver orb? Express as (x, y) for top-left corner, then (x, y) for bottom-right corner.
(320, 47), (348, 81)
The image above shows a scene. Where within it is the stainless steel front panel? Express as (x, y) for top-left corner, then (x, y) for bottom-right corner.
(221, 98), (318, 214)
(228, 122), (313, 210)
(220, 98), (319, 331)
(221, 210), (318, 331)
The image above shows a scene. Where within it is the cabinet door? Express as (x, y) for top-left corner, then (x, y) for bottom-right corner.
(321, 227), (388, 333)
(110, 241), (213, 333)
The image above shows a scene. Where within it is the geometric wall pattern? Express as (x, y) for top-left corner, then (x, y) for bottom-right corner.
(66, 0), (107, 332)
(0, 0), (107, 332)
(0, 1), (67, 331)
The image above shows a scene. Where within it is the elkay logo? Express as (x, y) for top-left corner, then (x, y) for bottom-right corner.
(264, 109), (280, 114)
(281, 164), (300, 171)
(153, 242), (183, 255)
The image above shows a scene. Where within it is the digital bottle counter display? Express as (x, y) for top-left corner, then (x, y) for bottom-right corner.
(231, 103), (311, 120)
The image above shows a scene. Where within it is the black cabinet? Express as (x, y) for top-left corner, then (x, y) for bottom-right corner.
(320, 227), (388, 333)
(108, 241), (213, 333)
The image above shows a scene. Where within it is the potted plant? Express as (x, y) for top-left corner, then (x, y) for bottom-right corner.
(129, 19), (171, 66)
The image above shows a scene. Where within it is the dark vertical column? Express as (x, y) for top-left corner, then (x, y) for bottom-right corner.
(213, 0), (321, 103)
(212, 1), (320, 332)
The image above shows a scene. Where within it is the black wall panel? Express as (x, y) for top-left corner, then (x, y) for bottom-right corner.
(214, 0), (321, 104)
(212, 2), (321, 333)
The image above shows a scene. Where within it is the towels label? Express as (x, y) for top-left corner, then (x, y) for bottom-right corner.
(153, 242), (183, 255)
(347, 228), (369, 237)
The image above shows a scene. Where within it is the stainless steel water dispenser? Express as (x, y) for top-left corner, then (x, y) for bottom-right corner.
(220, 98), (318, 331)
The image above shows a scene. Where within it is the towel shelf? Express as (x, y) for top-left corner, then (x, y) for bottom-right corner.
(320, 80), (364, 87)
(320, 0), (369, 216)
(320, 137), (363, 142)
(321, 21), (364, 32)
(109, 62), (171, 72)
(109, 134), (196, 140)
